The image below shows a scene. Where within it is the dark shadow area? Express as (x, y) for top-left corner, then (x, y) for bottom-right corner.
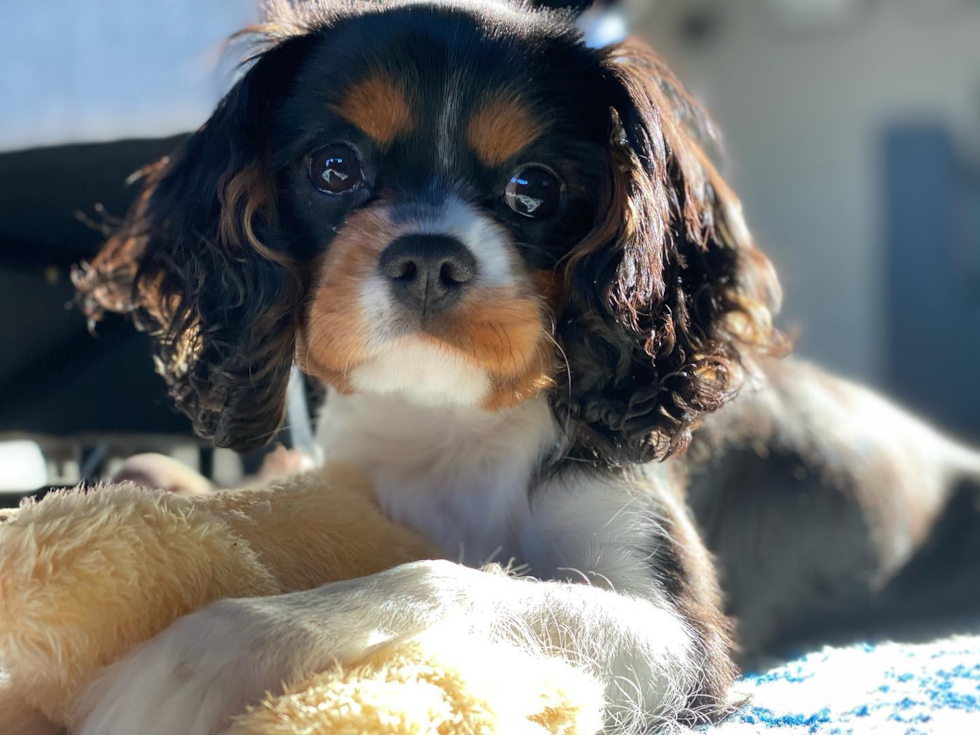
(0, 137), (194, 440)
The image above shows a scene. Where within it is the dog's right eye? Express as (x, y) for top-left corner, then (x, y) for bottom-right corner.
(504, 165), (561, 218)
(309, 144), (364, 195)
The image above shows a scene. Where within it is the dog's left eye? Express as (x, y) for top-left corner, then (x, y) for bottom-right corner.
(504, 166), (561, 218)
(309, 144), (363, 194)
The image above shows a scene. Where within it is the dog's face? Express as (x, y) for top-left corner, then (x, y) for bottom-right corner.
(77, 0), (784, 463)
(278, 9), (612, 411)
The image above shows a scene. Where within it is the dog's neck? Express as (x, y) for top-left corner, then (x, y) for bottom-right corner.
(315, 389), (560, 565)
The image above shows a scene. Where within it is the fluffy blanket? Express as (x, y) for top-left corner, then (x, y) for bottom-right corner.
(714, 635), (980, 734)
(4, 635), (978, 733)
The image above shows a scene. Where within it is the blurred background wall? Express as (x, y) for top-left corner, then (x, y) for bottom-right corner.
(636, 0), (980, 385)
(634, 0), (980, 441)
(1, 0), (256, 152)
(2, 0), (979, 492)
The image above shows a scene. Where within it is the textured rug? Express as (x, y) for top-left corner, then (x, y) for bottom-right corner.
(713, 636), (980, 733)
(4, 637), (979, 733)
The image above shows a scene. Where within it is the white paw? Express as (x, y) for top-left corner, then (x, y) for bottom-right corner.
(75, 595), (321, 735)
(112, 453), (213, 496)
(76, 560), (502, 735)
(256, 445), (313, 482)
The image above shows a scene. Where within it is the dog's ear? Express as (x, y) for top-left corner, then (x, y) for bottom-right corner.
(74, 36), (314, 451)
(557, 39), (787, 463)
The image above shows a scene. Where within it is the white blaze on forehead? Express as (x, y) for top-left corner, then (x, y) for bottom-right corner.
(438, 67), (464, 171)
(350, 337), (490, 407)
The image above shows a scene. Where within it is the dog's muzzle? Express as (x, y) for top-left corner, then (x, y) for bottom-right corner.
(378, 234), (477, 316)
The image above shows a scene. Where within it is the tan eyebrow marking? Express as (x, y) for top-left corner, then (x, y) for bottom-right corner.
(466, 92), (543, 167)
(333, 72), (413, 145)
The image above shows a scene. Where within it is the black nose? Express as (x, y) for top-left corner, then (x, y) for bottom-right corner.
(378, 235), (477, 315)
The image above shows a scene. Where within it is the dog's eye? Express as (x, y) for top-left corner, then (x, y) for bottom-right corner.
(309, 144), (363, 194)
(504, 166), (561, 218)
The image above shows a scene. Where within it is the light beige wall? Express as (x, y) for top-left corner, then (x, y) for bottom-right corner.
(636, 0), (980, 382)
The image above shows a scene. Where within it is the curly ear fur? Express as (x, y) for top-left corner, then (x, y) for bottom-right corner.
(556, 39), (787, 464)
(74, 36), (315, 452)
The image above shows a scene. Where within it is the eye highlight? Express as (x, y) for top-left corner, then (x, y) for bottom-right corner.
(504, 166), (561, 218)
(309, 143), (364, 194)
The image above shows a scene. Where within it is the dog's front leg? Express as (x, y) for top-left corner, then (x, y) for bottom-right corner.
(78, 549), (729, 734)
(75, 560), (503, 735)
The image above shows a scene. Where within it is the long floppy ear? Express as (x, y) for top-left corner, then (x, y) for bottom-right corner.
(557, 39), (787, 463)
(74, 36), (314, 451)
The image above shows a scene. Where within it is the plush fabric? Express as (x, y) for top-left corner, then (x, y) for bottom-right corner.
(0, 474), (601, 734)
(2, 478), (976, 734)
(0, 468), (442, 727)
(5, 635), (979, 734)
(713, 635), (980, 734)
(226, 631), (602, 735)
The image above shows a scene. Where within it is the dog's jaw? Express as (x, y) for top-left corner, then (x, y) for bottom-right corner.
(348, 337), (492, 408)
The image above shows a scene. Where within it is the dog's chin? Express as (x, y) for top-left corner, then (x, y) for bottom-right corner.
(348, 336), (493, 409)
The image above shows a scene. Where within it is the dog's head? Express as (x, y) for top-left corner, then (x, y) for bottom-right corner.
(76, 0), (785, 463)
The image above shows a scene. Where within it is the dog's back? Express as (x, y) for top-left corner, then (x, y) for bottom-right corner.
(686, 357), (980, 662)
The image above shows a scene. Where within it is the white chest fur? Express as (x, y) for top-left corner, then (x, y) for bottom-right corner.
(316, 391), (559, 565)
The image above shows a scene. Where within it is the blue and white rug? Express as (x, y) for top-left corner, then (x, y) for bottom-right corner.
(712, 636), (980, 733)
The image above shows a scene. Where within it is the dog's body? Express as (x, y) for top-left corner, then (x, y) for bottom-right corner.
(79, 357), (980, 735)
(72, 1), (980, 733)
(689, 357), (980, 661)
(315, 353), (980, 664)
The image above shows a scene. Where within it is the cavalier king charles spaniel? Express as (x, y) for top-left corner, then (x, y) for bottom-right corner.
(75, 1), (980, 732)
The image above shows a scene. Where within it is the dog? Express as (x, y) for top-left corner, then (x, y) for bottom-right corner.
(73, 1), (980, 732)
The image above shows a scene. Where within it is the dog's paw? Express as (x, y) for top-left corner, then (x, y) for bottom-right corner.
(112, 453), (213, 496)
(75, 561), (497, 735)
(256, 445), (314, 482)
(75, 594), (335, 735)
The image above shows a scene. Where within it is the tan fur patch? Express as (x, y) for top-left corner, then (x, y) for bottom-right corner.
(217, 166), (287, 266)
(426, 289), (556, 411)
(296, 206), (398, 392)
(0, 468), (438, 727)
(467, 92), (543, 167)
(333, 73), (413, 145)
(530, 268), (565, 312)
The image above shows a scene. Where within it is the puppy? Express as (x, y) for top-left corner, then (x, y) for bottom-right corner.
(74, 1), (980, 732)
